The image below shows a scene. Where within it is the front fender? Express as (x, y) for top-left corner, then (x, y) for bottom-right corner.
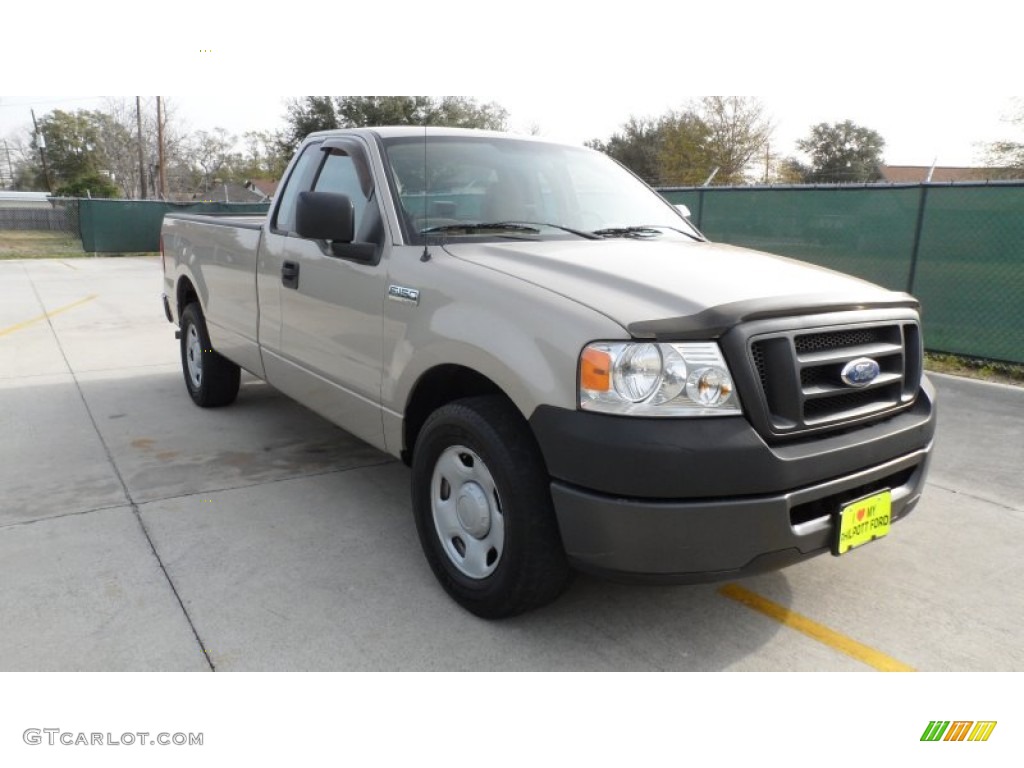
(380, 246), (625, 449)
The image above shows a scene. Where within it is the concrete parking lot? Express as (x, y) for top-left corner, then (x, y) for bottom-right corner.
(1, 256), (1022, 671)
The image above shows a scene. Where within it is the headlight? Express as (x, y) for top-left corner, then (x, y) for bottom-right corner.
(579, 341), (741, 417)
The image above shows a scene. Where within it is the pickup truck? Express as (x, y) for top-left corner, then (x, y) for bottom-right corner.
(161, 126), (936, 618)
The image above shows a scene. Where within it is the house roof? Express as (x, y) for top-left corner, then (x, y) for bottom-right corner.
(880, 165), (1021, 183)
(245, 179), (278, 199)
(0, 190), (51, 207)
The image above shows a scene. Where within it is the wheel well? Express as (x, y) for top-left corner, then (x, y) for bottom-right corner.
(176, 277), (199, 319)
(402, 365), (505, 465)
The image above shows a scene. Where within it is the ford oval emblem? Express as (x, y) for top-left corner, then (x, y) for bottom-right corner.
(840, 357), (881, 387)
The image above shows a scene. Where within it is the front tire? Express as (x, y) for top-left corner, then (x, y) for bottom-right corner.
(412, 396), (571, 618)
(179, 302), (240, 407)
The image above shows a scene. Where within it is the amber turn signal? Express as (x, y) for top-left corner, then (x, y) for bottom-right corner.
(580, 347), (612, 392)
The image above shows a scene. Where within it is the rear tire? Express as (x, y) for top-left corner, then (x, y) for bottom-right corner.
(412, 395), (572, 618)
(179, 302), (240, 407)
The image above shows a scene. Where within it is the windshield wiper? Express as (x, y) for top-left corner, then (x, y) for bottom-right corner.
(420, 222), (541, 235)
(592, 224), (703, 241)
(420, 221), (600, 240)
(513, 221), (601, 240)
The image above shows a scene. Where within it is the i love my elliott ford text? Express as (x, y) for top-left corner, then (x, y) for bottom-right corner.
(23, 729), (203, 746)
(840, 504), (890, 547)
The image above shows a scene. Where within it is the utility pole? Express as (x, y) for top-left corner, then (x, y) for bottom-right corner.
(136, 96), (148, 199)
(764, 142), (770, 183)
(156, 96), (168, 199)
(30, 109), (53, 193)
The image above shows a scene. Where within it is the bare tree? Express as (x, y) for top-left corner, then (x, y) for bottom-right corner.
(694, 96), (774, 185)
(98, 98), (146, 197)
(2, 134), (41, 190)
(97, 97), (196, 198)
(983, 97), (1024, 175)
(183, 127), (237, 196)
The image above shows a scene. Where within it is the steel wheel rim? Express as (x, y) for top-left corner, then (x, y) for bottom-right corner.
(186, 324), (203, 389)
(430, 445), (505, 579)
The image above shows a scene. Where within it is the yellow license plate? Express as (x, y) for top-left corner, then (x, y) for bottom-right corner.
(834, 490), (892, 555)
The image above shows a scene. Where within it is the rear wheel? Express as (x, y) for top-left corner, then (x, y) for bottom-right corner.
(179, 302), (240, 407)
(412, 395), (571, 618)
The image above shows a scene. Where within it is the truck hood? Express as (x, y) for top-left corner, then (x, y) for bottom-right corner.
(443, 238), (914, 337)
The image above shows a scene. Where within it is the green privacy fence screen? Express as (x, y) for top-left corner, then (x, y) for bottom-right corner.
(78, 200), (270, 254)
(659, 183), (1024, 364)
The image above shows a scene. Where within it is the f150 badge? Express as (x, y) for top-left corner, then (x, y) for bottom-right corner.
(388, 285), (420, 305)
(840, 357), (881, 387)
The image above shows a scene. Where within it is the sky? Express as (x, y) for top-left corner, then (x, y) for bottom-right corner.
(1, 92), (1019, 170)
(2, 2), (1021, 172)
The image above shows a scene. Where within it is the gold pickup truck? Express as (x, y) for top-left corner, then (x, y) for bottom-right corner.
(161, 127), (935, 618)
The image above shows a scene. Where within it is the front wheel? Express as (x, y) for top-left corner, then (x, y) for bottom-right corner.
(179, 302), (240, 407)
(412, 396), (572, 618)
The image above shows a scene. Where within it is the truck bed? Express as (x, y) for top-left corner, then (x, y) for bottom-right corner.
(162, 213), (265, 376)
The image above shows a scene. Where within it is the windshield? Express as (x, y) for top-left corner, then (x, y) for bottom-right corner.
(382, 134), (702, 243)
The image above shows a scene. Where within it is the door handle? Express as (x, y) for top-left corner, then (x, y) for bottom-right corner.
(282, 261), (299, 289)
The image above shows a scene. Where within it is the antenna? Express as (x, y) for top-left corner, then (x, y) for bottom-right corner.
(421, 123), (431, 261)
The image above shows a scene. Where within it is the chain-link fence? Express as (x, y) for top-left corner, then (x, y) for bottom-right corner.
(660, 182), (1024, 364)
(0, 197), (80, 233)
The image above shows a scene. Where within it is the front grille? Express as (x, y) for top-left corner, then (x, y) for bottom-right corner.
(803, 387), (899, 420)
(751, 342), (769, 389)
(747, 320), (921, 438)
(795, 328), (887, 354)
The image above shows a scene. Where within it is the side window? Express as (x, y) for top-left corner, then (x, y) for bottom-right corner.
(272, 142), (322, 234)
(313, 152), (370, 237)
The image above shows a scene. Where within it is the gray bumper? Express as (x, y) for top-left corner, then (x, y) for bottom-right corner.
(551, 444), (931, 582)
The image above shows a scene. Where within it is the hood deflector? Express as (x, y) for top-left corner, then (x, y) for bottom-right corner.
(627, 293), (920, 340)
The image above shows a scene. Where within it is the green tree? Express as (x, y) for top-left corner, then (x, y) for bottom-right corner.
(35, 109), (121, 197)
(336, 96), (428, 127)
(236, 130), (290, 181)
(657, 111), (714, 185)
(335, 96), (507, 131)
(422, 97), (508, 131)
(55, 172), (120, 198)
(796, 120), (886, 183)
(279, 96), (509, 155)
(279, 96), (339, 155)
(773, 157), (810, 184)
(585, 117), (666, 184)
(587, 97), (774, 186)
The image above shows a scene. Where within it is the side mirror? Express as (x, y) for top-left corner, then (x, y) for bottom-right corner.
(295, 191), (355, 243)
(675, 204), (692, 219)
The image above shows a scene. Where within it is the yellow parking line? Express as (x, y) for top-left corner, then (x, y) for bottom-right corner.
(719, 583), (915, 672)
(0, 294), (99, 338)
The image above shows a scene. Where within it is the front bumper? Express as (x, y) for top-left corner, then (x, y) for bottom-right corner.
(529, 379), (936, 581)
(551, 445), (930, 582)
